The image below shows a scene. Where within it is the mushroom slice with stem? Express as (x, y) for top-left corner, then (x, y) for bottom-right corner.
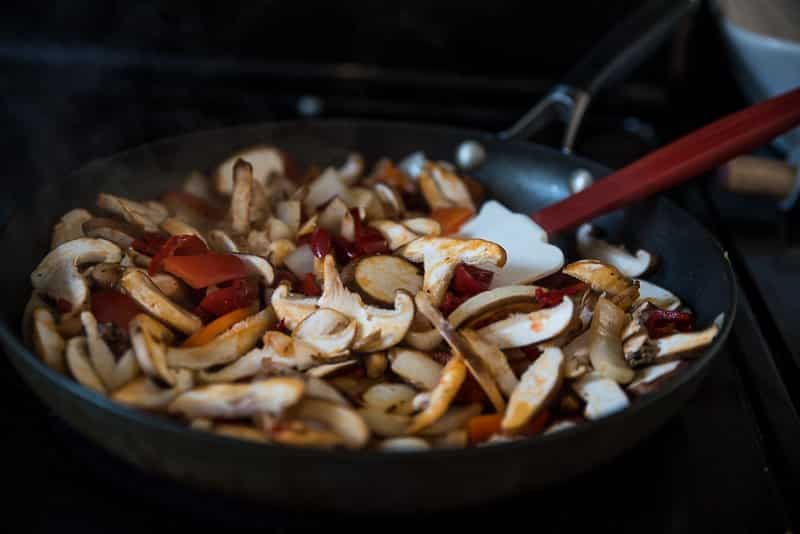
(401, 237), (506, 306)
(318, 255), (414, 352)
(379, 437), (431, 452)
(167, 308), (275, 369)
(460, 329), (519, 397)
(306, 359), (358, 378)
(589, 296), (634, 384)
(627, 361), (684, 396)
(270, 283), (318, 330)
(623, 332), (650, 368)
(82, 310), (139, 390)
(207, 229), (241, 253)
(576, 224), (655, 278)
(572, 372), (630, 420)
(448, 285), (539, 329)
(32, 308), (66, 372)
(415, 292), (506, 412)
(276, 200), (301, 236)
(82, 217), (141, 250)
(159, 217), (208, 246)
(367, 220), (419, 251)
(120, 268), (202, 335)
(198, 346), (271, 383)
(230, 158), (254, 235)
(501, 347), (564, 433)
(402, 217), (441, 236)
(318, 197), (350, 234)
(419, 161), (475, 211)
(475, 297), (574, 349)
(22, 292), (49, 346)
(358, 408), (411, 437)
(362, 383), (417, 415)
(65, 336), (107, 394)
(388, 347), (443, 390)
(96, 193), (167, 232)
(354, 255), (422, 304)
(129, 313), (177, 385)
(31, 238), (122, 316)
(112, 369), (193, 411)
(650, 323), (720, 364)
(121, 247), (152, 269)
(563, 329), (591, 379)
(563, 260), (640, 306)
(169, 376), (304, 419)
(408, 354), (467, 434)
(634, 279), (681, 311)
(293, 308), (357, 357)
(288, 398), (370, 449)
(150, 273), (192, 307)
(51, 208), (92, 249)
(417, 403), (482, 437)
(214, 145), (284, 195)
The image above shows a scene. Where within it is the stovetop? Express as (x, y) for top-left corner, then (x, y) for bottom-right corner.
(2, 24), (799, 533)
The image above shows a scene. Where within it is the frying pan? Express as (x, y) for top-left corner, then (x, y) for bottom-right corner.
(0, 0), (735, 514)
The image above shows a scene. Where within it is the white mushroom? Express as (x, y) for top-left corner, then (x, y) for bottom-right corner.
(407, 354), (467, 434)
(235, 253), (275, 285)
(159, 217), (208, 246)
(120, 268), (202, 335)
(65, 336), (106, 394)
(112, 369), (193, 411)
(288, 398), (370, 448)
(368, 220), (420, 251)
(460, 329), (519, 397)
(318, 255), (415, 352)
(230, 159), (253, 235)
(401, 237), (506, 306)
(589, 296), (634, 384)
(81, 310), (139, 390)
(388, 347), (443, 390)
(306, 360), (358, 378)
(129, 313), (177, 385)
(270, 283), (318, 330)
(257, 331), (320, 372)
(419, 161), (475, 211)
(501, 347), (564, 433)
(576, 224), (655, 278)
(417, 403), (482, 437)
(31, 238), (122, 316)
(628, 361), (683, 396)
(403, 325), (443, 352)
(379, 437), (431, 452)
(214, 145), (284, 195)
(358, 408), (411, 437)
(22, 293), (49, 346)
(89, 262), (124, 289)
(402, 217), (441, 236)
(447, 285), (540, 329)
(475, 297), (574, 349)
(96, 193), (167, 232)
(167, 308), (275, 369)
(354, 255), (423, 304)
(572, 372), (630, 420)
(650, 323), (720, 364)
(635, 279), (681, 310)
(362, 383), (417, 415)
(51, 209), (92, 249)
(207, 229), (241, 253)
(305, 376), (350, 406)
(32, 308), (66, 372)
(169, 377), (304, 419)
(563, 329), (591, 378)
(293, 308), (357, 357)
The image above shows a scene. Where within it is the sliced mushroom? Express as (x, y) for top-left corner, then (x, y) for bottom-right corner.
(270, 283), (318, 330)
(32, 308), (66, 372)
(623, 332), (650, 368)
(650, 323), (720, 363)
(545, 419), (579, 435)
(159, 217), (208, 246)
(475, 297), (574, 349)
(501, 347), (563, 433)
(628, 361), (684, 396)
(338, 152), (365, 185)
(288, 398), (370, 449)
(572, 372), (630, 420)
(82, 310), (138, 390)
(129, 313), (177, 385)
(563, 329), (591, 378)
(318, 197), (350, 234)
(358, 408), (411, 437)
(65, 336), (107, 394)
(112, 369), (193, 411)
(276, 200), (301, 236)
(214, 424), (268, 443)
(96, 193), (167, 232)
(120, 268), (202, 335)
(388, 347), (443, 390)
(635, 279), (681, 310)
(368, 220), (420, 251)
(167, 308), (274, 369)
(430, 429), (469, 448)
(460, 329), (519, 397)
(402, 217), (441, 236)
(417, 403), (482, 437)
(169, 377), (304, 419)
(448, 285), (539, 329)
(51, 209), (92, 249)
(406, 354), (466, 434)
(235, 253), (275, 285)
(354, 255), (422, 305)
(576, 224), (655, 278)
(214, 145), (284, 195)
(419, 161), (475, 212)
(364, 351), (388, 378)
(403, 324), (443, 351)
(373, 182), (405, 218)
(230, 159), (254, 235)
(306, 359), (358, 378)
(293, 308), (357, 357)
(207, 229), (241, 253)
(414, 292), (505, 412)
(362, 383), (417, 415)
(305, 376), (349, 406)
(563, 260), (639, 303)
(589, 297), (634, 384)
(297, 214), (318, 238)
(318, 255), (414, 351)
(150, 273), (192, 307)
(271, 423), (344, 448)
(89, 262), (123, 289)
(121, 247), (152, 269)
(379, 437), (431, 452)
(22, 293), (49, 346)
(401, 237), (506, 306)
(244, 228), (270, 257)
(259, 331), (320, 371)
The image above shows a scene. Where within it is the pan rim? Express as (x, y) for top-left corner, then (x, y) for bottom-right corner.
(0, 117), (738, 463)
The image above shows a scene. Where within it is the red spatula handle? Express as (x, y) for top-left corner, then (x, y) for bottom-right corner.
(532, 86), (800, 235)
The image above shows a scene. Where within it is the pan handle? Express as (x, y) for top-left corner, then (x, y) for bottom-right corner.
(499, 0), (699, 152)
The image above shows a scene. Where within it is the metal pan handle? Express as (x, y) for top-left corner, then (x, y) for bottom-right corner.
(499, 0), (699, 152)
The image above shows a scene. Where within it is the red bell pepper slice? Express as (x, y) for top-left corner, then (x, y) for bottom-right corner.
(91, 290), (143, 330)
(309, 227), (332, 259)
(439, 291), (468, 316)
(645, 308), (695, 338)
(535, 283), (587, 308)
(149, 234), (209, 275)
(198, 278), (259, 316)
(452, 264), (493, 296)
(163, 253), (251, 289)
(131, 232), (168, 257)
(301, 273), (322, 296)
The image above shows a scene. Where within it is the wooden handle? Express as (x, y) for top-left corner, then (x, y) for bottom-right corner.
(532, 86), (800, 235)
(718, 156), (797, 198)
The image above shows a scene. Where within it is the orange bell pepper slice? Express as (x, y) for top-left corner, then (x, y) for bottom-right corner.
(467, 413), (503, 444)
(181, 306), (254, 347)
(430, 207), (474, 235)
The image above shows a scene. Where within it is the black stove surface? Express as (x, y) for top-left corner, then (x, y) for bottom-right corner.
(2, 19), (799, 533)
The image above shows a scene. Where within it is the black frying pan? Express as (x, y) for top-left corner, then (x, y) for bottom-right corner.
(0, 0), (735, 514)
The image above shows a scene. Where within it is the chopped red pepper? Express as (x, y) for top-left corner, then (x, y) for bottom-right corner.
(91, 290), (142, 330)
(301, 273), (322, 297)
(149, 234), (209, 275)
(645, 308), (695, 339)
(198, 278), (259, 317)
(456, 374), (487, 404)
(452, 264), (494, 296)
(161, 191), (226, 220)
(535, 283), (587, 308)
(332, 235), (362, 263)
(521, 344), (542, 361)
(535, 272), (583, 290)
(518, 409), (551, 437)
(430, 351), (452, 365)
(163, 254), (251, 289)
(275, 318), (290, 334)
(56, 298), (72, 314)
(273, 269), (300, 292)
(351, 208), (390, 256)
(309, 227), (332, 259)
(131, 232), (168, 257)
(440, 291), (468, 316)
